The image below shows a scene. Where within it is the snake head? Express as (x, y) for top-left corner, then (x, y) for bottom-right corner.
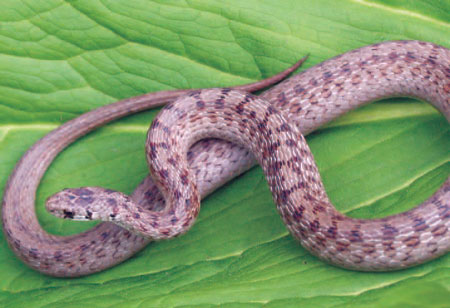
(46, 186), (172, 238)
(46, 187), (107, 221)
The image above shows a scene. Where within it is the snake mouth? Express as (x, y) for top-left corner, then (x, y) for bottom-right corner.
(46, 207), (93, 221)
(46, 206), (95, 221)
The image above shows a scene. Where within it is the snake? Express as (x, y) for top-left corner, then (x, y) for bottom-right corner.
(2, 40), (449, 277)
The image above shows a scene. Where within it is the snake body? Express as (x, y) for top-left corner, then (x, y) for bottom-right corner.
(2, 40), (450, 276)
(1, 60), (305, 276)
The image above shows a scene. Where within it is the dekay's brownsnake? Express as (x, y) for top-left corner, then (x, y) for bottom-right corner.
(2, 40), (449, 277)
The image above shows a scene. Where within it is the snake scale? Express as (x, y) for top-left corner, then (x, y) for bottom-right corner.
(2, 40), (449, 277)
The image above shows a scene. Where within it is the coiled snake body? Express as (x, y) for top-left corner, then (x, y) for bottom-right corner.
(2, 40), (450, 277)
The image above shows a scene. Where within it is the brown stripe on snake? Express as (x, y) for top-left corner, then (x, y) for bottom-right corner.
(3, 41), (450, 277)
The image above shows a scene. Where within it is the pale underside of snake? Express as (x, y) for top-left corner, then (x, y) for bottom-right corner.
(2, 40), (449, 277)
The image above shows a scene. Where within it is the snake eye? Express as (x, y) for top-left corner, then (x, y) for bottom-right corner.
(63, 210), (74, 219)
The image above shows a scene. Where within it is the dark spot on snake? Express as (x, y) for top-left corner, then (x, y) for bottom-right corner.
(167, 158), (177, 167)
(326, 226), (337, 239)
(279, 190), (291, 203)
(404, 236), (420, 247)
(173, 189), (181, 200)
(215, 98), (225, 109)
(309, 78), (318, 86)
(296, 181), (307, 189)
(322, 71), (333, 79)
(149, 143), (158, 159)
(428, 244), (438, 254)
(63, 210), (74, 219)
(309, 219), (320, 232)
(279, 123), (290, 132)
(74, 188), (94, 196)
(286, 139), (296, 147)
(431, 224), (447, 237)
(406, 52), (416, 59)
(349, 230), (362, 243)
(412, 218), (428, 231)
(53, 251), (63, 261)
(266, 105), (277, 115)
(180, 173), (189, 186)
(221, 88), (231, 94)
(388, 52), (398, 59)
(75, 197), (95, 205)
(188, 90), (201, 97)
(312, 204), (325, 213)
(336, 239), (350, 251)
(235, 104), (245, 114)
(29, 248), (38, 259)
(243, 93), (253, 103)
(107, 198), (117, 206)
(439, 205), (449, 219)
(304, 193), (315, 202)
(151, 119), (160, 128)
(277, 92), (288, 106)
(382, 224), (398, 239)
(293, 205), (305, 221)
(159, 169), (169, 179)
(161, 229), (171, 236)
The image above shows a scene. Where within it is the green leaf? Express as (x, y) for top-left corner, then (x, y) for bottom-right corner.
(0, 0), (449, 307)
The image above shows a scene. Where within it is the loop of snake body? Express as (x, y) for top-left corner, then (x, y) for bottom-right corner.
(2, 40), (450, 277)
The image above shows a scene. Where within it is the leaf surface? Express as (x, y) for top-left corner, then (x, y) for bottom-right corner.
(0, 0), (449, 307)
